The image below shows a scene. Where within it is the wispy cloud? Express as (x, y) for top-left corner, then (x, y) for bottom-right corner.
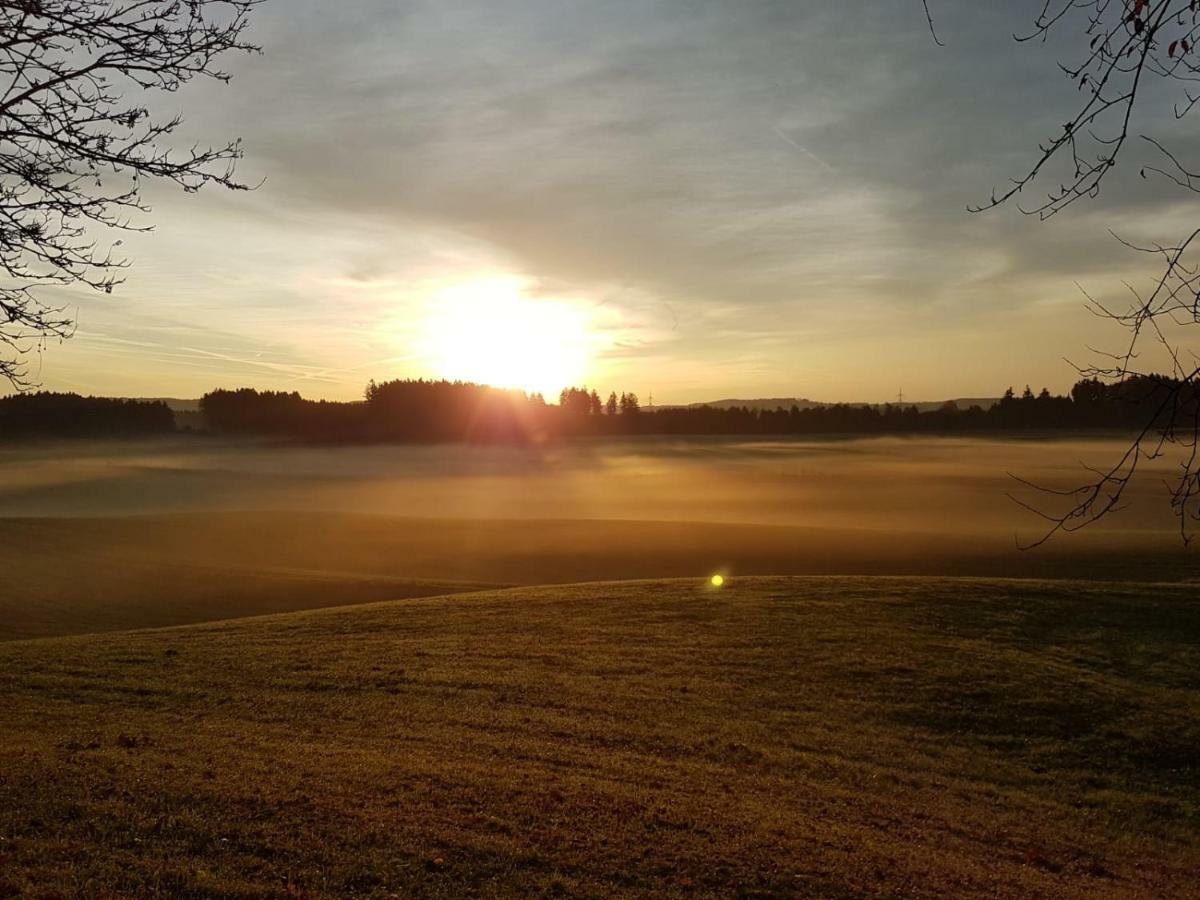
(33, 0), (1192, 402)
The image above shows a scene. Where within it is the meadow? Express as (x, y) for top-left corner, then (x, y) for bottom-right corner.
(1, 435), (1197, 897)
(1, 434), (1198, 641)
(1, 576), (1197, 898)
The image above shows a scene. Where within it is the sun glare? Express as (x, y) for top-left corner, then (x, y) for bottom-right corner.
(418, 278), (598, 397)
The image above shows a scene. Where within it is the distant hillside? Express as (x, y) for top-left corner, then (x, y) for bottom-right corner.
(678, 396), (1001, 413)
(876, 397), (1002, 413)
(681, 397), (826, 411)
(123, 397), (204, 429)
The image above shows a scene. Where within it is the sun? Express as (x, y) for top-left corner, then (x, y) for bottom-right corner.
(418, 278), (597, 397)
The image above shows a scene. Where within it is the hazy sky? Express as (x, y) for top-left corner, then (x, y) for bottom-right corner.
(33, 1), (1196, 403)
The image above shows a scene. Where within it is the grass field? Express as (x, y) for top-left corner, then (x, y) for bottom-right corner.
(4, 509), (1200, 641)
(1, 576), (1197, 898)
(0, 515), (499, 641)
(3, 436), (1197, 897)
(3, 435), (1198, 643)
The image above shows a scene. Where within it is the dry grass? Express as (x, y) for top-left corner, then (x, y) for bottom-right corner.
(5, 511), (1200, 641)
(1, 576), (1196, 898)
(0, 515), (496, 640)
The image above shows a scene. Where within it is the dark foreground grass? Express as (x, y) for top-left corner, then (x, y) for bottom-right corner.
(1, 576), (1198, 898)
(6, 512), (1200, 641)
(0, 516), (502, 640)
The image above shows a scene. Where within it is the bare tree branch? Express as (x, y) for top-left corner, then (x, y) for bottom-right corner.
(969, 0), (1200, 543)
(0, 0), (264, 387)
(922, 0), (945, 47)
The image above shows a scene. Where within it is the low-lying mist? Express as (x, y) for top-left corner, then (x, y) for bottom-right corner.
(0, 434), (1184, 534)
(3, 435), (1196, 640)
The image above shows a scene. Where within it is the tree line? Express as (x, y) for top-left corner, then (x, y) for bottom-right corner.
(197, 376), (1197, 442)
(2, 375), (1191, 442)
(0, 393), (175, 439)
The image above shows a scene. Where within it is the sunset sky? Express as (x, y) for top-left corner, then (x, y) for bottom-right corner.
(35, 1), (1195, 404)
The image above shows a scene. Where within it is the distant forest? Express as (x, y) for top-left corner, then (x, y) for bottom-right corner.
(0, 393), (174, 439)
(194, 377), (1193, 441)
(1, 376), (1192, 442)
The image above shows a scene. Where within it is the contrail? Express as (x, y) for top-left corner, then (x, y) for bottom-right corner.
(771, 126), (837, 173)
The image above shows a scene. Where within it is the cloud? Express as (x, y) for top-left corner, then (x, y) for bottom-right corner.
(34, 0), (1200, 401)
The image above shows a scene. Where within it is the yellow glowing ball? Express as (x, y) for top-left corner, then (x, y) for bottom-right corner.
(710, 574), (725, 588)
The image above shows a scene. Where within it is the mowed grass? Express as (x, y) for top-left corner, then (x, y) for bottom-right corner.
(1, 576), (1197, 898)
(6, 511), (1200, 640)
(0, 515), (497, 640)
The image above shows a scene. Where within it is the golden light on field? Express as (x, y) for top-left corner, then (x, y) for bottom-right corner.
(418, 277), (597, 398)
(710, 574), (725, 588)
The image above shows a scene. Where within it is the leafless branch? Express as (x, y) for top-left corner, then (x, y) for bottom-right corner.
(0, 0), (264, 386)
(972, 0), (1200, 543)
(922, 0), (945, 47)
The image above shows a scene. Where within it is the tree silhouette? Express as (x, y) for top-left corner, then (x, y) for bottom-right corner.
(0, 0), (263, 386)
(0, 391), (172, 436)
(188, 376), (1183, 444)
(559, 386), (595, 419)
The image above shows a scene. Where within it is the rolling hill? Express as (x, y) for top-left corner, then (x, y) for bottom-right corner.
(1, 576), (1196, 898)
(6, 511), (1200, 641)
